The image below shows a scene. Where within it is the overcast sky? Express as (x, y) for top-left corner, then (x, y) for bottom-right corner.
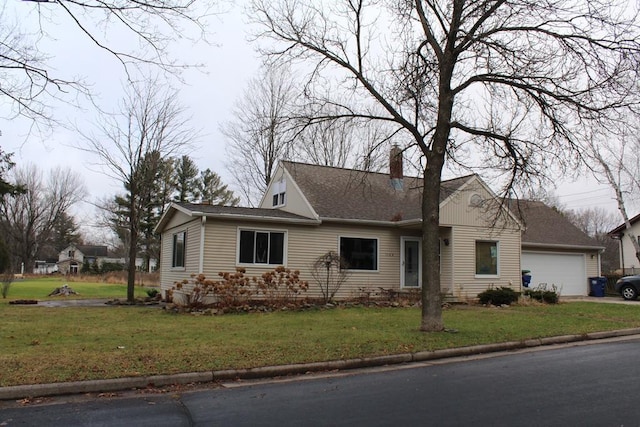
(0, 1), (623, 240)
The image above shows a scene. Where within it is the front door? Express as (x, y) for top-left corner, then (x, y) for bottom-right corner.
(401, 237), (421, 288)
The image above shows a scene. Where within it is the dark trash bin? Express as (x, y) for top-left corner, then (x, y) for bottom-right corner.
(522, 270), (532, 288)
(589, 277), (606, 297)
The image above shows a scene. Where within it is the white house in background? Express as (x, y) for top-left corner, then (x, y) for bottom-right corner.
(155, 148), (603, 301)
(57, 244), (109, 274)
(56, 244), (158, 274)
(608, 214), (640, 274)
(33, 259), (59, 274)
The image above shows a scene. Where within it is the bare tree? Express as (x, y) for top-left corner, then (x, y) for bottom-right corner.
(250, 0), (640, 331)
(0, 164), (86, 271)
(222, 64), (299, 206)
(1, 1), (215, 128)
(310, 251), (350, 304)
(79, 79), (195, 302)
(588, 133), (640, 266)
(565, 206), (619, 273)
(295, 113), (390, 172)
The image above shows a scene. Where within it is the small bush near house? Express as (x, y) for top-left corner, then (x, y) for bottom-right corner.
(524, 283), (560, 304)
(255, 266), (309, 304)
(478, 286), (520, 306)
(172, 267), (309, 311)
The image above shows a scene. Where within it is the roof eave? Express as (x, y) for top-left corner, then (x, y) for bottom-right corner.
(202, 212), (320, 225)
(320, 216), (421, 227)
(522, 242), (605, 251)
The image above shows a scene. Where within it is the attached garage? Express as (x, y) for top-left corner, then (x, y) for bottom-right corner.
(521, 251), (587, 296)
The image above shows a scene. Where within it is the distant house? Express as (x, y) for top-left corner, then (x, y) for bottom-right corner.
(57, 244), (109, 274)
(155, 150), (602, 301)
(608, 213), (640, 274)
(56, 244), (158, 274)
(33, 259), (59, 275)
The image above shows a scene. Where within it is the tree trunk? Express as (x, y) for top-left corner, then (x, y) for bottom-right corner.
(421, 162), (444, 331)
(127, 196), (138, 303)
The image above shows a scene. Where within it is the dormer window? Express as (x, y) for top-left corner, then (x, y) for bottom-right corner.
(272, 179), (286, 207)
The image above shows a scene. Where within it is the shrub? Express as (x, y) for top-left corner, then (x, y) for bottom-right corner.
(172, 267), (309, 310)
(478, 286), (520, 306)
(254, 266), (309, 304)
(100, 262), (125, 273)
(146, 288), (159, 298)
(310, 251), (349, 303)
(524, 283), (559, 304)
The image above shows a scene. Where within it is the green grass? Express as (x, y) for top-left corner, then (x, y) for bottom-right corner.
(1, 301), (640, 387)
(2, 276), (151, 300)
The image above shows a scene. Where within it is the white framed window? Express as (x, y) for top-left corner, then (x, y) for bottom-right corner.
(271, 179), (286, 207)
(475, 240), (498, 276)
(172, 231), (186, 268)
(238, 229), (286, 265)
(339, 237), (378, 271)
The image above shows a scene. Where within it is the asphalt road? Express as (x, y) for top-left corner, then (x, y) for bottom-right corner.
(2, 337), (640, 426)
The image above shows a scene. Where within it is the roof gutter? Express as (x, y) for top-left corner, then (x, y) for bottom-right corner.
(522, 242), (605, 251)
(320, 217), (421, 227)
(195, 212), (321, 225)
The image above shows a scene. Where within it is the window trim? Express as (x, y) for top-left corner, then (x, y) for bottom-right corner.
(236, 227), (288, 266)
(171, 230), (187, 270)
(271, 179), (287, 207)
(338, 236), (379, 272)
(475, 240), (499, 278)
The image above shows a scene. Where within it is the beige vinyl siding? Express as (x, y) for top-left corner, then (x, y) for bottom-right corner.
(164, 211), (193, 230)
(586, 251), (600, 277)
(449, 225), (522, 299)
(197, 219), (422, 299)
(440, 180), (519, 232)
(159, 218), (201, 295)
(439, 228), (454, 293)
(258, 165), (316, 219)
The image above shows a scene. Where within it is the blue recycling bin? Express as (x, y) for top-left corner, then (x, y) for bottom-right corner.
(589, 277), (606, 297)
(522, 270), (532, 288)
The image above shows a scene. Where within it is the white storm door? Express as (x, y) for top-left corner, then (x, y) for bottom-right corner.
(401, 237), (421, 288)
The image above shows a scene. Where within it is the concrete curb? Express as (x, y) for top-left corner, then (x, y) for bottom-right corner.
(3, 327), (640, 401)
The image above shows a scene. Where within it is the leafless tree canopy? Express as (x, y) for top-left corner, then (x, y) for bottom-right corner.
(223, 64), (391, 206)
(0, 0), (215, 127)
(250, 0), (640, 331)
(79, 79), (196, 301)
(0, 164), (86, 271)
(587, 130), (640, 265)
(222, 64), (299, 206)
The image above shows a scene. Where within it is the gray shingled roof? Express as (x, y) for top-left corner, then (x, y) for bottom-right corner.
(76, 245), (108, 257)
(512, 200), (602, 248)
(282, 161), (471, 222)
(609, 211), (640, 235)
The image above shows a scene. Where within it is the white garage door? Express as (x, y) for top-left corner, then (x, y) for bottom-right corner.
(521, 252), (587, 296)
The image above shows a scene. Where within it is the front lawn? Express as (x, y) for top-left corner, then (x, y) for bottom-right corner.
(1, 302), (640, 387)
(1, 276), (152, 301)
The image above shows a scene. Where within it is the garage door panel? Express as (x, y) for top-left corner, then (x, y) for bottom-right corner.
(521, 252), (587, 296)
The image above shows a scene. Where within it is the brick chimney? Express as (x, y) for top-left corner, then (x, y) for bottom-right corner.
(389, 145), (403, 191)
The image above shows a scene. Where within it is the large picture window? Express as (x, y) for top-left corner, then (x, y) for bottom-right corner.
(340, 237), (378, 271)
(476, 241), (498, 275)
(172, 231), (186, 268)
(239, 230), (285, 265)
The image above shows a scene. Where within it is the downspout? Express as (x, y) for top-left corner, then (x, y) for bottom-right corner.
(620, 233), (625, 274)
(199, 216), (206, 274)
